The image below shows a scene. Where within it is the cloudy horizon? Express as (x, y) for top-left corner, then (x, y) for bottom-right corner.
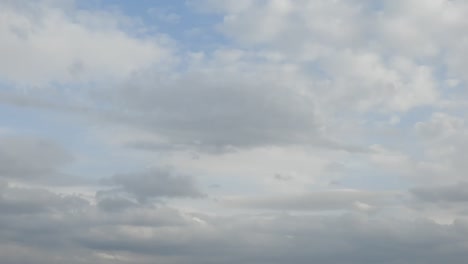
(2, 0), (468, 263)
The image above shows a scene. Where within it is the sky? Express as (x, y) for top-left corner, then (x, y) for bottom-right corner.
(1, 0), (468, 263)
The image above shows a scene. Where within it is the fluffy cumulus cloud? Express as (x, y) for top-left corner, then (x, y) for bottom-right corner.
(0, 0), (173, 86)
(2, 0), (468, 263)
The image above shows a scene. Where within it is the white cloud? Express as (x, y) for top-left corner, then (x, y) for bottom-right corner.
(0, 0), (174, 86)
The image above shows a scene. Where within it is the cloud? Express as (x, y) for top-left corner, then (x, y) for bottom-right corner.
(0, 135), (72, 180)
(72, 213), (468, 263)
(100, 52), (329, 150)
(3, 200), (468, 264)
(198, 0), (468, 114)
(0, 48), (333, 151)
(411, 182), (468, 203)
(1, 0), (449, 152)
(0, 183), (88, 215)
(409, 113), (468, 182)
(96, 194), (138, 213)
(3, 0), (468, 263)
(223, 189), (395, 212)
(0, 0), (173, 86)
(0, 180), (467, 264)
(101, 167), (204, 202)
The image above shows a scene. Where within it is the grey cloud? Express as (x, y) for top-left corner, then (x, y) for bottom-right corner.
(411, 182), (468, 203)
(88, 203), (190, 227)
(0, 185), (90, 256)
(106, 61), (323, 151)
(102, 167), (204, 201)
(11, 210), (468, 264)
(96, 194), (138, 213)
(77, 213), (468, 264)
(0, 183), (89, 215)
(0, 184), (190, 259)
(1, 184), (468, 264)
(411, 113), (468, 181)
(273, 173), (294, 181)
(0, 62), (343, 152)
(0, 136), (72, 180)
(223, 189), (396, 212)
(0, 91), (94, 115)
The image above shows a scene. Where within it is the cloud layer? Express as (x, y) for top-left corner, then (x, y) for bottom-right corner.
(1, 0), (468, 263)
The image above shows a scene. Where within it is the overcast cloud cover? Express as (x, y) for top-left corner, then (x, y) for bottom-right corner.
(2, 0), (468, 263)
